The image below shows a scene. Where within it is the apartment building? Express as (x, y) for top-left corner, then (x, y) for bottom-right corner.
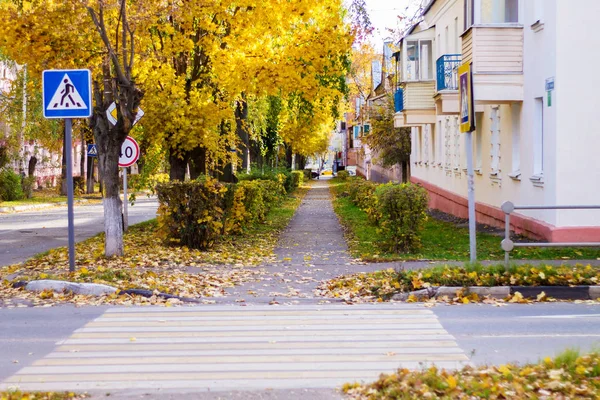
(394, 0), (600, 242)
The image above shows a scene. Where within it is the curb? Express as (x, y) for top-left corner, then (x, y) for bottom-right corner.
(392, 285), (600, 301)
(14, 280), (200, 303)
(0, 199), (90, 213)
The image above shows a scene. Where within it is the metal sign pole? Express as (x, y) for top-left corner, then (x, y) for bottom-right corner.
(65, 118), (76, 272)
(123, 168), (128, 232)
(465, 131), (477, 263)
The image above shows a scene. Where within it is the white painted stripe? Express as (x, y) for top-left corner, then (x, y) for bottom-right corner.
(45, 347), (466, 358)
(54, 340), (459, 352)
(0, 377), (384, 392)
(62, 334), (456, 344)
(518, 314), (600, 319)
(70, 329), (448, 338)
(33, 353), (469, 366)
(473, 334), (600, 338)
(103, 305), (429, 313)
(19, 356), (468, 381)
(89, 316), (439, 324)
(99, 310), (433, 318)
(76, 324), (443, 333)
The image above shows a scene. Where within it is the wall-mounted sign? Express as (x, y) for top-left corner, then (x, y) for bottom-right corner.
(459, 63), (475, 133)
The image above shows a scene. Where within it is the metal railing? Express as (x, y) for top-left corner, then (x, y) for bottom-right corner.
(394, 88), (404, 112)
(436, 54), (461, 91)
(501, 201), (600, 267)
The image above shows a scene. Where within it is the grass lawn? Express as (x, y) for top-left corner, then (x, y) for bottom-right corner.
(330, 180), (600, 262)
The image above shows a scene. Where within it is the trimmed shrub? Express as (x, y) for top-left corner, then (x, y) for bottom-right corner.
(347, 178), (377, 210)
(303, 169), (312, 181)
(290, 170), (303, 189)
(337, 170), (349, 180)
(158, 177), (287, 246)
(73, 176), (85, 196)
(375, 183), (429, 252)
(156, 177), (227, 250)
(0, 169), (24, 201)
(21, 176), (36, 199)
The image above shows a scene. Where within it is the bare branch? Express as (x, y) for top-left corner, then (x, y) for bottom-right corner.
(86, 4), (129, 86)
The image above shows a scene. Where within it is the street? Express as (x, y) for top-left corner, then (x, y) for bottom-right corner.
(0, 303), (599, 398)
(0, 197), (158, 267)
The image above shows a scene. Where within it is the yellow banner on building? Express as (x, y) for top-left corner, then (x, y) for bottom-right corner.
(459, 63), (475, 133)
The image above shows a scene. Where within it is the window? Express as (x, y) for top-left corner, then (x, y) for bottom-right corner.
(533, 97), (544, 177)
(465, 0), (474, 30)
(437, 121), (443, 166)
(406, 40), (433, 81)
(431, 123), (437, 164)
(454, 18), (459, 53)
(423, 125), (430, 165)
(475, 114), (483, 170)
(490, 106), (501, 174)
(481, 0), (518, 24)
(510, 103), (521, 178)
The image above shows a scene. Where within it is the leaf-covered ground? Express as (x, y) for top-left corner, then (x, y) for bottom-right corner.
(330, 180), (600, 262)
(0, 188), (307, 307)
(344, 349), (600, 399)
(0, 392), (86, 400)
(315, 264), (600, 303)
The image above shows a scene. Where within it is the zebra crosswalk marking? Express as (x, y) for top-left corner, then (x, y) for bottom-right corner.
(1, 304), (470, 392)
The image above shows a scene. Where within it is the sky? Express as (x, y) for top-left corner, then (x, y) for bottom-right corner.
(363, 0), (421, 47)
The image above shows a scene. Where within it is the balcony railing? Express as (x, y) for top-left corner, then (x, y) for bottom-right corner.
(436, 54), (461, 91)
(394, 88), (404, 112)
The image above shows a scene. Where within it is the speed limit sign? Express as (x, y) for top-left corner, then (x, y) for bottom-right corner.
(119, 136), (140, 167)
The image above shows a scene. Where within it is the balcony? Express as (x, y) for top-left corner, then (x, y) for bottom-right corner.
(461, 26), (524, 104)
(394, 82), (436, 127)
(436, 54), (461, 91)
(394, 89), (404, 112)
(434, 54), (461, 115)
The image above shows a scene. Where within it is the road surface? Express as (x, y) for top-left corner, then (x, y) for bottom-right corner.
(0, 303), (598, 399)
(0, 197), (158, 267)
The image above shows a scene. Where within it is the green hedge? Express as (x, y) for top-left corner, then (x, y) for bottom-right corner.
(336, 170), (349, 180)
(0, 169), (24, 201)
(157, 176), (288, 249)
(343, 178), (429, 253)
(375, 183), (429, 252)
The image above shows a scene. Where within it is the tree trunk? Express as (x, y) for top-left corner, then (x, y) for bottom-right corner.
(96, 122), (124, 258)
(169, 150), (189, 181)
(28, 156), (37, 177)
(219, 162), (236, 183)
(401, 161), (410, 184)
(86, 157), (94, 193)
(235, 97), (250, 172)
(80, 133), (86, 180)
(285, 146), (292, 169)
(188, 147), (206, 180)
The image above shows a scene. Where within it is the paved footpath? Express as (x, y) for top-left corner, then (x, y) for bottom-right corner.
(0, 304), (468, 395)
(226, 179), (386, 301)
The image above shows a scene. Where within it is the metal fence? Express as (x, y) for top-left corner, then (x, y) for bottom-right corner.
(436, 54), (461, 91)
(500, 201), (600, 267)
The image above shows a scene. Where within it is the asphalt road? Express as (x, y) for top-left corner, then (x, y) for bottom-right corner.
(0, 303), (598, 399)
(0, 197), (158, 267)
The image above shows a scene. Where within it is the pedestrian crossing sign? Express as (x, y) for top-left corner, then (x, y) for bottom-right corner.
(87, 144), (98, 157)
(43, 69), (92, 119)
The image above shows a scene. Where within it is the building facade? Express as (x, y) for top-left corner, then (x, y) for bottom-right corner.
(394, 0), (600, 241)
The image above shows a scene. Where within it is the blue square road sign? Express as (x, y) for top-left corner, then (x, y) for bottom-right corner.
(87, 144), (98, 157)
(43, 69), (92, 119)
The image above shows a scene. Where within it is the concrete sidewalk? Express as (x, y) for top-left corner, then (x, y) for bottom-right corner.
(226, 178), (600, 302)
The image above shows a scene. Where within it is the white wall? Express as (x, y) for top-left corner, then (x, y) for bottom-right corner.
(554, 0), (600, 226)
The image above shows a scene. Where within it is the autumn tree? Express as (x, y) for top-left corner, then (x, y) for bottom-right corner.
(364, 94), (411, 182)
(0, 0), (147, 256)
